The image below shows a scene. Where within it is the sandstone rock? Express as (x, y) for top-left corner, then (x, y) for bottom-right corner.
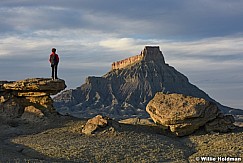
(119, 117), (155, 126)
(55, 46), (237, 120)
(205, 113), (235, 133)
(0, 81), (13, 92)
(3, 78), (66, 95)
(82, 115), (120, 135)
(146, 92), (235, 136)
(21, 106), (45, 122)
(111, 46), (165, 70)
(0, 78), (66, 121)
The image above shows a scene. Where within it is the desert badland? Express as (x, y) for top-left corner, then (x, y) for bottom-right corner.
(0, 47), (242, 162)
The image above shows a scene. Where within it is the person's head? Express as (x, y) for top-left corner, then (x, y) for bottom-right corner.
(52, 48), (56, 53)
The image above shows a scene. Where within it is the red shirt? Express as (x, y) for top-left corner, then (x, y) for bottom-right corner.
(49, 52), (59, 64)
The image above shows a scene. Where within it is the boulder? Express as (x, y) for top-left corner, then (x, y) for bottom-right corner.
(205, 113), (235, 133)
(119, 117), (155, 126)
(82, 115), (120, 135)
(146, 92), (235, 136)
(0, 78), (66, 121)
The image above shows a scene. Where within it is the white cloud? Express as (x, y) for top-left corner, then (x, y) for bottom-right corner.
(164, 35), (243, 56)
(98, 35), (243, 63)
(99, 38), (140, 52)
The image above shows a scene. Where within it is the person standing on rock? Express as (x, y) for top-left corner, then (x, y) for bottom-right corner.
(49, 48), (59, 80)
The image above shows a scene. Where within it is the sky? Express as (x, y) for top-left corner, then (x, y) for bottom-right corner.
(0, 0), (243, 109)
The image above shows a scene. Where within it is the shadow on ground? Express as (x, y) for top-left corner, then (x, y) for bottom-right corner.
(0, 115), (82, 162)
(1, 115), (242, 162)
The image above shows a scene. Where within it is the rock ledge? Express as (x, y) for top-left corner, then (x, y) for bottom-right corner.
(0, 78), (66, 121)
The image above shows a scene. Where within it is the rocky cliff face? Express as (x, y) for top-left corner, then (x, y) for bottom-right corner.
(0, 78), (66, 121)
(111, 46), (165, 70)
(54, 46), (242, 119)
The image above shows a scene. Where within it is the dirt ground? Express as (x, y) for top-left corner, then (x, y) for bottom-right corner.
(0, 115), (242, 163)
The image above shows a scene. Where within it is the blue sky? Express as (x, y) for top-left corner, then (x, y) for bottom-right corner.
(0, 0), (243, 109)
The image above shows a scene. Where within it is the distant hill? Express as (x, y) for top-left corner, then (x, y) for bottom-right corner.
(53, 46), (243, 119)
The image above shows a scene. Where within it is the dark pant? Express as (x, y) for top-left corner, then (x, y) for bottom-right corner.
(51, 64), (58, 79)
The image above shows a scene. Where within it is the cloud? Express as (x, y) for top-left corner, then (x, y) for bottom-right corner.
(162, 36), (243, 62)
(0, 0), (243, 109)
(99, 35), (243, 63)
(1, 0), (243, 39)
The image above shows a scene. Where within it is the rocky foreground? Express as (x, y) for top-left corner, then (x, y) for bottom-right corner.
(0, 115), (242, 162)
